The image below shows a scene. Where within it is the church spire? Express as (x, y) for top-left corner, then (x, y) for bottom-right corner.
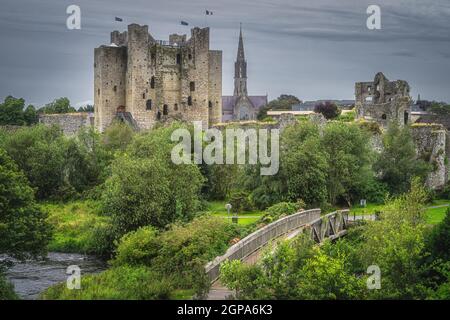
(237, 23), (245, 61)
(234, 23), (248, 96)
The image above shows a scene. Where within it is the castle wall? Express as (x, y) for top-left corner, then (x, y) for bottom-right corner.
(208, 50), (222, 125)
(411, 124), (449, 189)
(39, 113), (94, 135)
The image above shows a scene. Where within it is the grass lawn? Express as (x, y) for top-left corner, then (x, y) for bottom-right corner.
(349, 199), (449, 225)
(204, 200), (263, 226)
(41, 200), (110, 253)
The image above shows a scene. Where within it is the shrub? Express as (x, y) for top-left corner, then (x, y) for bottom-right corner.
(228, 190), (252, 213)
(314, 101), (341, 120)
(41, 266), (173, 300)
(113, 226), (159, 266)
(259, 202), (300, 224)
(0, 273), (18, 300)
(0, 148), (52, 260)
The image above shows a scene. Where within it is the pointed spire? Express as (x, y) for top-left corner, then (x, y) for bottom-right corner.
(237, 23), (245, 61)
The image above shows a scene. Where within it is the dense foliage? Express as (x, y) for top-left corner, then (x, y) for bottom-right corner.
(220, 180), (450, 300)
(0, 149), (52, 299)
(314, 101), (341, 120)
(375, 123), (431, 195)
(0, 96), (38, 126)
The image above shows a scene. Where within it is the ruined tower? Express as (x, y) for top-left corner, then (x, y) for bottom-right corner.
(355, 72), (411, 128)
(94, 24), (222, 132)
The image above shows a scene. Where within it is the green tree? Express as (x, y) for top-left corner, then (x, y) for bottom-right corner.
(102, 121), (135, 152)
(40, 97), (76, 114)
(102, 123), (205, 238)
(0, 96), (26, 125)
(23, 105), (38, 125)
(322, 122), (374, 205)
(0, 148), (52, 299)
(374, 123), (431, 195)
(361, 178), (429, 299)
(314, 101), (341, 120)
(257, 94), (301, 120)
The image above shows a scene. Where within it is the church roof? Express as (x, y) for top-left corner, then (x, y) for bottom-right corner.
(222, 95), (268, 112)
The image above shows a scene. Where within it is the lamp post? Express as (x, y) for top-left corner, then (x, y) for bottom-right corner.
(225, 203), (232, 223)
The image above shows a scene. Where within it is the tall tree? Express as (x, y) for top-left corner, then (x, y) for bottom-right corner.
(0, 96), (26, 125)
(374, 123), (431, 195)
(40, 97), (76, 114)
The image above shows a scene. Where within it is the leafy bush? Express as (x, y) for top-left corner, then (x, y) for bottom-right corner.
(112, 216), (242, 292)
(102, 123), (205, 239)
(41, 266), (173, 300)
(337, 110), (356, 122)
(314, 101), (341, 120)
(0, 273), (18, 300)
(228, 190), (252, 213)
(259, 202), (300, 224)
(374, 123), (431, 195)
(0, 148), (52, 260)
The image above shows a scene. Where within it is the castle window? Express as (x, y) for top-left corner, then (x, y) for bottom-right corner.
(176, 54), (181, 65)
(188, 96), (192, 106)
(208, 101), (213, 108)
(190, 81), (195, 92)
(143, 93), (146, 99)
(97, 89), (100, 96)
(146, 99), (152, 110)
(382, 114), (387, 120)
(163, 104), (168, 115)
(188, 54), (192, 60)
(174, 103), (178, 111)
(113, 85), (117, 92)
(150, 76), (155, 89)
(157, 111), (161, 120)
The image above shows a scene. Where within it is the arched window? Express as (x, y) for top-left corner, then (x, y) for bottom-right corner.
(113, 85), (117, 92)
(150, 76), (155, 89)
(190, 81), (195, 92)
(187, 96), (192, 106)
(382, 114), (387, 120)
(174, 103), (178, 111)
(176, 54), (181, 65)
(163, 104), (168, 115)
(142, 93), (146, 99)
(156, 111), (161, 120)
(146, 99), (152, 110)
(208, 101), (213, 108)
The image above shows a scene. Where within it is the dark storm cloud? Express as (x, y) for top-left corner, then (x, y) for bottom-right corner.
(1, 0), (450, 108)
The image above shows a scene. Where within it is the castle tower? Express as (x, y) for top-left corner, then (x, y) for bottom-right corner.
(234, 24), (248, 97)
(94, 24), (222, 132)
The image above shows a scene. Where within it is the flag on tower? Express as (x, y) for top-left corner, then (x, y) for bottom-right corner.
(205, 10), (213, 15)
(115, 17), (123, 22)
(180, 21), (189, 26)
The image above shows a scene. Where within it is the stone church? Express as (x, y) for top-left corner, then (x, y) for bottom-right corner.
(94, 24), (222, 132)
(222, 26), (268, 122)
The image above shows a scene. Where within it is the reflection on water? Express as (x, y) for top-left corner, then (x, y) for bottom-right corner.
(2, 252), (106, 300)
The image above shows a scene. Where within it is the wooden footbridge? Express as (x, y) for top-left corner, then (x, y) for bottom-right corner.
(205, 209), (351, 299)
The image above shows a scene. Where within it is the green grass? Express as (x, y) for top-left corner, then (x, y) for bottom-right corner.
(203, 200), (263, 226)
(349, 199), (449, 225)
(41, 200), (110, 253)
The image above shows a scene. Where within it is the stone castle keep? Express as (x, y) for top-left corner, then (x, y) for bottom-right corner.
(94, 24), (222, 132)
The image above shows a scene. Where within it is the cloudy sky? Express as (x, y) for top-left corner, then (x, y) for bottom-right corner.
(1, 0), (450, 108)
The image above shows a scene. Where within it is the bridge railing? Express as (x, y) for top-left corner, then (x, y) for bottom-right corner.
(205, 208), (321, 282)
(305, 210), (350, 243)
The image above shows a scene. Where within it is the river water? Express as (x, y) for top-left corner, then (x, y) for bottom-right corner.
(2, 252), (106, 300)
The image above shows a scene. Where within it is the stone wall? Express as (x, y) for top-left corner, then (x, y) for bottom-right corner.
(411, 123), (449, 189)
(39, 113), (94, 135)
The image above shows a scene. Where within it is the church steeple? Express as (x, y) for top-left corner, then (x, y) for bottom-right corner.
(234, 23), (248, 96)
